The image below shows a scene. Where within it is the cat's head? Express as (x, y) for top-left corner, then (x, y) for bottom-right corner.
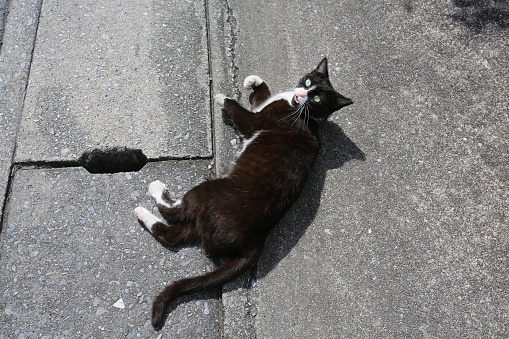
(293, 58), (353, 119)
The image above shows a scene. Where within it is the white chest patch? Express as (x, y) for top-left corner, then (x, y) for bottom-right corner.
(252, 91), (294, 113)
(241, 130), (262, 153)
(226, 131), (264, 174)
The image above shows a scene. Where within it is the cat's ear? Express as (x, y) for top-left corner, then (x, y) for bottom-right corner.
(313, 58), (329, 78)
(335, 94), (353, 110)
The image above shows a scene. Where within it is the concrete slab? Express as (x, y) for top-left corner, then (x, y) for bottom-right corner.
(0, 0), (41, 219)
(224, 0), (509, 337)
(0, 161), (222, 337)
(15, 0), (212, 163)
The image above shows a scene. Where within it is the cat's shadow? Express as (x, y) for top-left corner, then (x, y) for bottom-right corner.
(224, 119), (365, 291)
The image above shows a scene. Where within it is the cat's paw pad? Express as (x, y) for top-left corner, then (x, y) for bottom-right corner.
(214, 94), (227, 107)
(134, 207), (161, 232)
(243, 75), (264, 89)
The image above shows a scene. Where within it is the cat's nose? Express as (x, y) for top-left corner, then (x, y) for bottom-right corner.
(295, 88), (307, 98)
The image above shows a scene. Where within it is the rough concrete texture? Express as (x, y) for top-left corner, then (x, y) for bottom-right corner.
(227, 0), (508, 337)
(0, 0), (508, 338)
(0, 161), (222, 337)
(15, 0), (212, 163)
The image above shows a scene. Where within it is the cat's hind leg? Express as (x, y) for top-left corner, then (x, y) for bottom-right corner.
(134, 207), (162, 232)
(243, 75), (271, 110)
(148, 180), (174, 208)
(147, 180), (186, 223)
(134, 207), (198, 248)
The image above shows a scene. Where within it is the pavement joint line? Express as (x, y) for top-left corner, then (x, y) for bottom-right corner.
(246, 263), (259, 339)
(204, 0), (217, 168)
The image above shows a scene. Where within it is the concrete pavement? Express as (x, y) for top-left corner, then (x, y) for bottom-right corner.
(1, 0), (508, 338)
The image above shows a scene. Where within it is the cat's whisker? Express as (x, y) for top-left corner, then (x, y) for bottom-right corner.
(293, 101), (310, 126)
(301, 105), (307, 126)
(305, 103), (311, 126)
(292, 103), (305, 116)
(281, 103), (305, 123)
(279, 105), (302, 121)
(291, 105), (304, 126)
(297, 101), (311, 126)
(290, 108), (303, 120)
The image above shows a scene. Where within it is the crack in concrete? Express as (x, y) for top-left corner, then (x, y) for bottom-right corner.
(223, 0), (241, 100)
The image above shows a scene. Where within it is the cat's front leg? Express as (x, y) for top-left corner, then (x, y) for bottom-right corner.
(214, 94), (255, 137)
(214, 93), (227, 107)
(243, 75), (271, 110)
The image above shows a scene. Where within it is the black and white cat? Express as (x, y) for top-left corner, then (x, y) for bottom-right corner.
(134, 58), (352, 329)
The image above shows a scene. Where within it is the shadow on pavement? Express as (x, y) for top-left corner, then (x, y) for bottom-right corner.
(451, 0), (509, 30)
(257, 120), (366, 279)
(403, 0), (509, 30)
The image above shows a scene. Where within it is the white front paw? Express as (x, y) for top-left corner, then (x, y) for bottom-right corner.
(243, 75), (263, 89)
(214, 94), (227, 107)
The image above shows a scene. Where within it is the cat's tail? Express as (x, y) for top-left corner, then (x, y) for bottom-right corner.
(151, 252), (258, 329)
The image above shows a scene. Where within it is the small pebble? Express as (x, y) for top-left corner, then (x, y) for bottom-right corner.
(113, 298), (125, 309)
(96, 307), (107, 316)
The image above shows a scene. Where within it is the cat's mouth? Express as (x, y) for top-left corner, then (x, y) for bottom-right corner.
(293, 95), (307, 105)
(293, 88), (308, 105)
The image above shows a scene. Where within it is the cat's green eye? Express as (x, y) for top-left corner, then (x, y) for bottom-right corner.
(305, 79), (311, 87)
(314, 95), (321, 102)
